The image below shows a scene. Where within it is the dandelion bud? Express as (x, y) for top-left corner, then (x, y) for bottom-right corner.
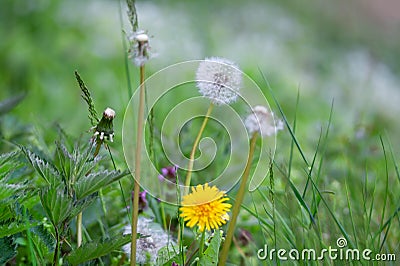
(196, 57), (242, 105)
(244, 105), (283, 137)
(93, 107), (115, 142)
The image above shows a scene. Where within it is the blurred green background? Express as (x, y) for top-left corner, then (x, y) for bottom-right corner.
(1, 0), (400, 144)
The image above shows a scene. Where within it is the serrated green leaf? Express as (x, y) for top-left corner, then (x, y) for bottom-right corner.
(31, 224), (55, 252)
(40, 187), (73, 226)
(66, 234), (132, 265)
(0, 183), (24, 201)
(68, 194), (97, 220)
(0, 151), (18, 166)
(0, 236), (17, 264)
(74, 170), (129, 200)
(22, 148), (61, 187)
(0, 221), (39, 238)
(199, 230), (222, 266)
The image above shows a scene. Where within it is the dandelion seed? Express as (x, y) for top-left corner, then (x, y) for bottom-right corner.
(180, 183), (231, 232)
(196, 57), (242, 105)
(123, 217), (175, 264)
(244, 105), (283, 137)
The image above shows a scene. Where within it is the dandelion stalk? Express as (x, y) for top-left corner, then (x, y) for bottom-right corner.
(184, 103), (214, 194)
(130, 64), (146, 265)
(198, 230), (206, 264)
(218, 132), (258, 266)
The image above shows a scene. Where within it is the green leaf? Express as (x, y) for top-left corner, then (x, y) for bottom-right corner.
(40, 187), (73, 226)
(74, 170), (129, 200)
(31, 224), (55, 252)
(66, 234), (132, 265)
(68, 194), (97, 220)
(156, 244), (181, 265)
(0, 221), (39, 238)
(199, 230), (222, 266)
(0, 236), (17, 264)
(0, 183), (26, 201)
(0, 151), (18, 166)
(22, 148), (61, 187)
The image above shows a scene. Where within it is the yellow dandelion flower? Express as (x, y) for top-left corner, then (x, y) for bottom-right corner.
(180, 183), (231, 232)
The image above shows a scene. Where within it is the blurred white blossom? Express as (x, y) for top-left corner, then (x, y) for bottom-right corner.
(123, 216), (175, 264)
(245, 105), (283, 137)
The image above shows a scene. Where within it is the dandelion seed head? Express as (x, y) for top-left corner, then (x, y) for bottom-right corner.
(245, 105), (284, 137)
(179, 183), (231, 232)
(128, 30), (153, 67)
(196, 57), (242, 105)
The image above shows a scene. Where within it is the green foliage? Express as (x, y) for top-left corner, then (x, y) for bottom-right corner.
(40, 187), (74, 226)
(74, 71), (99, 127)
(0, 236), (17, 264)
(199, 230), (222, 266)
(74, 169), (129, 200)
(66, 234), (132, 265)
(0, 221), (39, 238)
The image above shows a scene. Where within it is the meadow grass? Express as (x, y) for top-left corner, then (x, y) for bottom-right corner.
(0, 0), (399, 265)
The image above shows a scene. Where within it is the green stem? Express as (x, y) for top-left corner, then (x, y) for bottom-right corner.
(131, 64), (146, 265)
(184, 103), (214, 194)
(198, 230), (206, 265)
(53, 226), (60, 266)
(218, 132), (258, 266)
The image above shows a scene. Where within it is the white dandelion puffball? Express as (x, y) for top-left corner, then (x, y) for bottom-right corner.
(245, 105), (284, 137)
(196, 57), (242, 105)
(122, 217), (175, 264)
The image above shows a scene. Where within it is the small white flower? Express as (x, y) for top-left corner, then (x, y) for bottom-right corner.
(245, 105), (284, 137)
(196, 57), (242, 105)
(123, 217), (175, 264)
